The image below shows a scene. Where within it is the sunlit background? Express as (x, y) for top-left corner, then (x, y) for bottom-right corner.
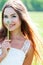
(0, 0), (43, 38)
(0, 0), (43, 65)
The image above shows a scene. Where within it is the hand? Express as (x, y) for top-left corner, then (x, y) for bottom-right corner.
(0, 39), (11, 62)
(2, 39), (11, 51)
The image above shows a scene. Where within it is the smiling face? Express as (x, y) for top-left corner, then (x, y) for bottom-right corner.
(3, 7), (21, 31)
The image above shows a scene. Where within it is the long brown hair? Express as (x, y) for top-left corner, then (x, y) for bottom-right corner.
(2, 0), (43, 64)
(0, 27), (7, 42)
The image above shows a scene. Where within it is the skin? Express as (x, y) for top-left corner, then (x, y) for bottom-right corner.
(0, 7), (26, 62)
(0, 7), (34, 65)
(0, 39), (10, 62)
(3, 7), (26, 49)
(3, 7), (21, 31)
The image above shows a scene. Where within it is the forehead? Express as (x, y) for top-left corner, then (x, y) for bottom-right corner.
(4, 7), (17, 15)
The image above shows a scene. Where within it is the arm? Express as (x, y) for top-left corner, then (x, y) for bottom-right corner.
(23, 44), (34, 65)
(0, 39), (11, 62)
(0, 47), (7, 62)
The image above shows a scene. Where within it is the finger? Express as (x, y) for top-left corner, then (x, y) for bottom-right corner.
(3, 40), (11, 43)
(5, 39), (11, 41)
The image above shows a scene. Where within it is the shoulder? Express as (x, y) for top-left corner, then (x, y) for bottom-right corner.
(23, 40), (34, 65)
(24, 39), (34, 55)
(25, 40), (34, 53)
(22, 39), (33, 54)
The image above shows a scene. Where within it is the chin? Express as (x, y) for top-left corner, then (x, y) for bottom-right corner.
(8, 28), (16, 32)
(9, 29), (15, 31)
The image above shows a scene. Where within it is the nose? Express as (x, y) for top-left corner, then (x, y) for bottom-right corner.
(7, 18), (12, 25)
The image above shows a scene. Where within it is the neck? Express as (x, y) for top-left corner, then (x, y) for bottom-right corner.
(10, 27), (24, 40)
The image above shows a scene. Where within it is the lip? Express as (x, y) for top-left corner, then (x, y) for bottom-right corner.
(9, 24), (15, 27)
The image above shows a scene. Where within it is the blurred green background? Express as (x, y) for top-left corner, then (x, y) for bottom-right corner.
(0, 0), (43, 38)
(0, 0), (43, 11)
(0, 0), (43, 65)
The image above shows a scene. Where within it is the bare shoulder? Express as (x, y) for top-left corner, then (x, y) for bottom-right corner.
(25, 40), (34, 56)
(23, 40), (34, 65)
(27, 40), (34, 54)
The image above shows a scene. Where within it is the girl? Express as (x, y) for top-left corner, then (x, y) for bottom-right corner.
(0, 0), (43, 65)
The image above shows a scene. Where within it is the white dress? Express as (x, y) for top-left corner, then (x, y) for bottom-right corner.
(0, 40), (31, 65)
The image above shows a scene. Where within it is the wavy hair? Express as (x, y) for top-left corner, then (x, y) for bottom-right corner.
(2, 0), (43, 65)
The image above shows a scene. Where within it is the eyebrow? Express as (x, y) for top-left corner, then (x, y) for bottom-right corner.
(4, 13), (16, 16)
(10, 13), (16, 16)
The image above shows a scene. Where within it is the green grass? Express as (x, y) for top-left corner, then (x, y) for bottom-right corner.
(29, 12), (43, 38)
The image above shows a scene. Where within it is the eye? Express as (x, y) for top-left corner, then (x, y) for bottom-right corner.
(4, 15), (8, 18)
(12, 15), (16, 18)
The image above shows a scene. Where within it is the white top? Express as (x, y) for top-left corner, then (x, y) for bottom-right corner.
(0, 40), (31, 65)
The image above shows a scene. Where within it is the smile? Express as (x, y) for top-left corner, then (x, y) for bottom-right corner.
(9, 24), (15, 27)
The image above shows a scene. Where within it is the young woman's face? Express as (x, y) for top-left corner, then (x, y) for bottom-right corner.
(3, 7), (21, 31)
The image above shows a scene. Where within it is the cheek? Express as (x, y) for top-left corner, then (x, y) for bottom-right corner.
(16, 19), (21, 26)
(3, 18), (8, 27)
(3, 18), (8, 24)
(13, 18), (21, 25)
(18, 18), (21, 25)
